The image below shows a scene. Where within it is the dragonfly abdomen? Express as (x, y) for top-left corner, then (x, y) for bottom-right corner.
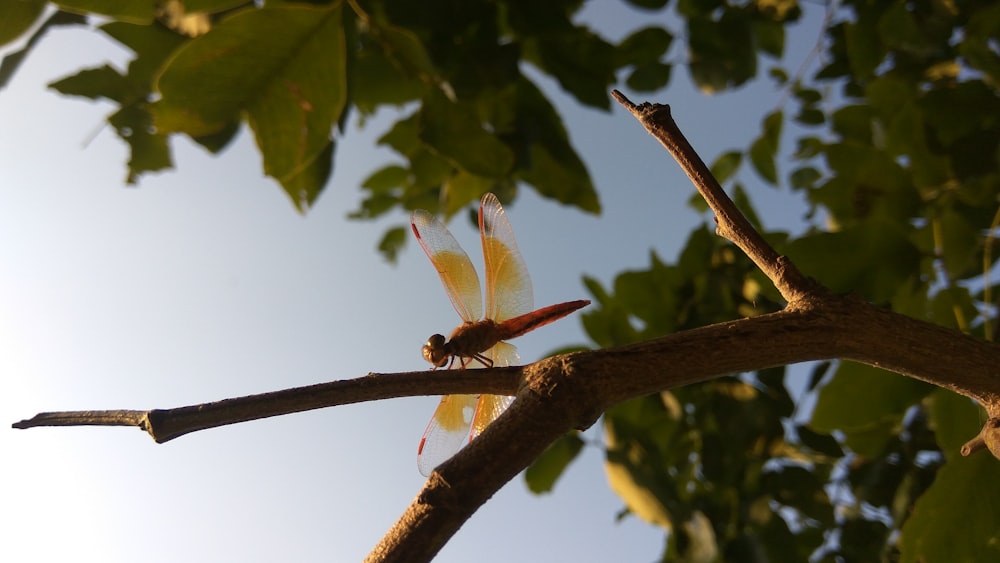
(496, 299), (591, 340)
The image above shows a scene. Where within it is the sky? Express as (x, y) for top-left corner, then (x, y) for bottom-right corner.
(1, 3), (822, 562)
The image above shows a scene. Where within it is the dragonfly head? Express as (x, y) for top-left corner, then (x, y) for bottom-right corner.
(422, 334), (449, 368)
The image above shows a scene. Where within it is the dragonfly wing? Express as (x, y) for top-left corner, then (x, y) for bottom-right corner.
(470, 340), (518, 439)
(479, 193), (532, 323)
(411, 209), (482, 323)
(417, 394), (479, 476)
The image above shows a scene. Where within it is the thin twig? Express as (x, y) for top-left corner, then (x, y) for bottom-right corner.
(13, 368), (521, 443)
(611, 90), (819, 305)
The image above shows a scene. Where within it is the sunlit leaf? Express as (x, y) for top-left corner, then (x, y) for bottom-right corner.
(782, 221), (920, 301)
(525, 433), (584, 494)
(810, 362), (933, 456)
(927, 388), (983, 456)
(900, 454), (1000, 562)
(155, 4), (347, 190)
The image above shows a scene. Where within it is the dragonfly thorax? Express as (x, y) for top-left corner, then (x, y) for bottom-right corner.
(422, 320), (501, 369)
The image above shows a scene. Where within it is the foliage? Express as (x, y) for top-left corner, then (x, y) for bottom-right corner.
(553, 0), (1000, 560)
(4, 0), (1000, 561)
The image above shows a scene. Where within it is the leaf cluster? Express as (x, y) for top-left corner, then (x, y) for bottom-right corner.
(5, 0), (1000, 561)
(1, 0), (798, 228)
(526, 0), (1000, 560)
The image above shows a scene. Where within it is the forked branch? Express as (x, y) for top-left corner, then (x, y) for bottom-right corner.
(14, 93), (1000, 563)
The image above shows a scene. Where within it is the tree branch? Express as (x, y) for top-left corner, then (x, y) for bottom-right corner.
(15, 93), (1000, 563)
(366, 296), (1000, 561)
(611, 89), (819, 306)
(13, 368), (521, 442)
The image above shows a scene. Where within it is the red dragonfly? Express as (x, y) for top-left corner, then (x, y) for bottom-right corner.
(410, 192), (590, 476)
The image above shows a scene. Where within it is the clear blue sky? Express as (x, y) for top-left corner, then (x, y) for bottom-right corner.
(2, 4), (820, 561)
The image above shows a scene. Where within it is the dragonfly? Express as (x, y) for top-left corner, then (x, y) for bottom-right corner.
(410, 192), (590, 476)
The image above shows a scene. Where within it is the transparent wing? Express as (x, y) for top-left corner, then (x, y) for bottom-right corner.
(479, 193), (532, 323)
(417, 394), (478, 477)
(470, 341), (518, 440)
(416, 342), (518, 476)
(411, 209), (482, 323)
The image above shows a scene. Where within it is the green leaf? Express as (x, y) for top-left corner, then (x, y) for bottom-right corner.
(749, 110), (783, 184)
(101, 21), (188, 87)
(768, 66), (788, 84)
(417, 91), (514, 178)
(795, 107), (824, 125)
(761, 465), (833, 526)
(927, 388), (983, 457)
(180, 0), (248, 13)
(796, 425), (844, 458)
(377, 113), (420, 156)
(191, 120), (239, 154)
(377, 225), (407, 264)
(788, 166), (821, 190)
(49, 65), (132, 102)
(710, 150), (742, 184)
(525, 433), (584, 494)
(155, 4), (347, 187)
(687, 10), (757, 93)
(518, 143), (600, 213)
(442, 170), (497, 214)
(581, 277), (642, 348)
(810, 362), (933, 456)
(900, 454), (1000, 563)
(528, 27), (616, 109)
(279, 139), (333, 212)
(108, 104), (172, 184)
(960, 4), (1000, 85)
(367, 21), (436, 84)
(501, 77), (600, 212)
(1, 11), (87, 90)
(831, 104), (873, 143)
(938, 206), (983, 279)
(350, 47), (422, 114)
(55, 0), (155, 23)
(625, 61), (671, 92)
(0, 0), (45, 47)
(604, 398), (686, 530)
(844, 15), (883, 80)
(362, 165), (409, 194)
(753, 19), (784, 57)
(625, 0), (669, 8)
(732, 183), (762, 229)
(782, 221), (920, 302)
(617, 27), (673, 66)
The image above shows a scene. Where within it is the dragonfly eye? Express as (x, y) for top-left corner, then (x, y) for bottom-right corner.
(422, 334), (449, 367)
